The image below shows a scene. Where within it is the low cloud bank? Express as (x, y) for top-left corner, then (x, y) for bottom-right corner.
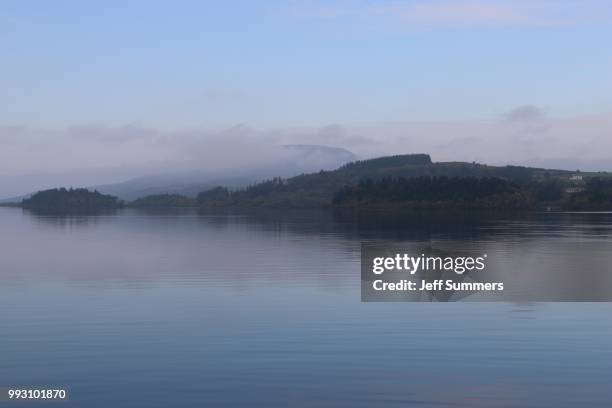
(1, 108), (611, 198)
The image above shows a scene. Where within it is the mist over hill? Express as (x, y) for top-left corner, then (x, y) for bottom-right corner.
(3, 112), (612, 200)
(1, 144), (356, 202)
(92, 144), (356, 200)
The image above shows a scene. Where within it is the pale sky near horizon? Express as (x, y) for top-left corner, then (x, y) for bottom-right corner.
(1, 0), (612, 197)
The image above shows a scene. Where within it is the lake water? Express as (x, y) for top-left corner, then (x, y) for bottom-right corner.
(1, 207), (611, 407)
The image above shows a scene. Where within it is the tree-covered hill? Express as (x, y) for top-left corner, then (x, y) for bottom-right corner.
(197, 154), (570, 208)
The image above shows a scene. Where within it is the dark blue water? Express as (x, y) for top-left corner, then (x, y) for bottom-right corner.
(1, 208), (611, 407)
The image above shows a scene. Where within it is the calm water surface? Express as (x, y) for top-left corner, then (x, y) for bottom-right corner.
(1, 208), (611, 407)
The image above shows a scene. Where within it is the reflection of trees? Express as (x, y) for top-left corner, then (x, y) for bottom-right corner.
(23, 208), (121, 228)
(16, 207), (612, 299)
(24, 206), (612, 242)
(196, 208), (542, 243)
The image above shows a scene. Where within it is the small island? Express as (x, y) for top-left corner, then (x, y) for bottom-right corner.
(20, 188), (123, 213)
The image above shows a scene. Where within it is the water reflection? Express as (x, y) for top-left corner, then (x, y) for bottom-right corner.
(1, 208), (612, 407)
(3, 207), (612, 293)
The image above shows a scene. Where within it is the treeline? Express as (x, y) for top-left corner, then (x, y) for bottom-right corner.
(196, 178), (327, 208)
(194, 154), (571, 208)
(195, 176), (542, 209)
(339, 154), (432, 171)
(13, 155), (612, 212)
(21, 188), (122, 212)
(332, 177), (536, 209)
(192, 175), (612, 211)
(16, 177), (612, 212)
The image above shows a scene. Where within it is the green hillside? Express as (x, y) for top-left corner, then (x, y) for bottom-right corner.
(196, 154), (572, 208)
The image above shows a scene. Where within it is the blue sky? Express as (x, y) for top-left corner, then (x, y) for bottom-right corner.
(2, 0), (611, 127)
(2, 0), (612, 198)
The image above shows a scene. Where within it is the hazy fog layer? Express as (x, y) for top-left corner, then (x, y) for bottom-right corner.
(1, 107), (611, 199)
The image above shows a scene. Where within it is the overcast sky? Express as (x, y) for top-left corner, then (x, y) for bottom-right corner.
(1, 0), (612, 197)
